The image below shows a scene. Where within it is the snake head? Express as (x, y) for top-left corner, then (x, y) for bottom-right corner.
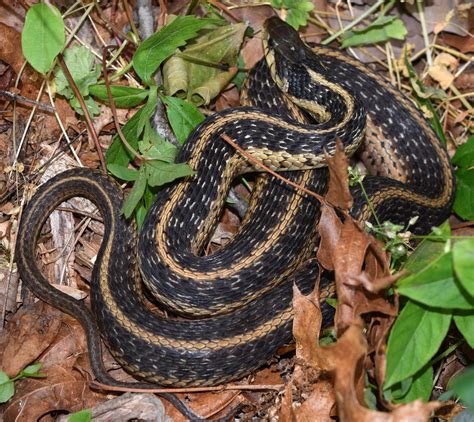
(263, 17), (307, 65)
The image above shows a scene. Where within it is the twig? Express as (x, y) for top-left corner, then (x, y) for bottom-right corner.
(102, 46), (144, 162)
(207, 0), (242, 22)
(57, 54), (107, 173)
(46, 83), (82, 166)
(322, 0), (389, 45)
(0, 90), (55, 112)
(416, 0), (433, 66)
(220, 134), (326, 204)
(90, 381), (283, 393)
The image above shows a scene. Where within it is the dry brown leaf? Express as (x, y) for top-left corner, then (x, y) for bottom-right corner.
(316, 205), (342, 271)
(279, 382), (296, 422)
(442, 32), (474, 53)
(3, 380), (104, 422)
(325, 139), (353, 211)
(1, 302), (62, 377)
(0, 23), (24, 75)
(282, 141), (442, 420)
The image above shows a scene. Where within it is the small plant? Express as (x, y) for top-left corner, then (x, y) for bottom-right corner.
(0, 363), (45, 403)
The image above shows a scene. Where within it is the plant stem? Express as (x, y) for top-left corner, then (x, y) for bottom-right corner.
(322, 0), (389, 45)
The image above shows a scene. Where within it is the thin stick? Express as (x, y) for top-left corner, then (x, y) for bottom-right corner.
(57, 54), (107, 173)
(102, 46), (144, 163)
(90, 381), (283, 393)
(0, 90), (55, 112)
(220, 134), (326, 204)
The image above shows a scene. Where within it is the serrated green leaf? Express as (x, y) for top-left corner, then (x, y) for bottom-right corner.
(70, 95), (100, 117)
(107, 164), (139, 181)
(54, 45), (100, 98)
(106, 106), (147, 167)
(452, 136), (474, 168)
(453, 239), (474, 297)
(385, 300), (451, 388)
(161, 96), (205, 144)
(342, 17), (407, 48)
(133, 16), (213, 84)
(21, 3), (64, 73)
(454, 168), (474, 220)
(454, 313), (474, 348)
(136, 88), (158, 138)
(89, 85), (149, 108)
(450, 366), (474, 413)
(138, 135), (178, 163)
(287, 9), (310, 30)
(67, 409), (93, 422)
(121, 166), (147, 218)
(397, 252), (474, 310)
(145, 160), (193, 187)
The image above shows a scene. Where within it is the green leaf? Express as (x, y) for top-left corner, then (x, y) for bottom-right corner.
(402, 229), (449, 274)
(454, 313), (474, 348)
(270, 0), (314, 29)
(136, 88), (158, 138)
(453, 239), (474, 297)
(89, 85), (149, 108)
(163, 22), (246, 106)
(450, 366), (474, 413)
(397, 252), (474, 310)
(70, 95), (100, 117)
(404, 53), (447, 145)
(54, 45), (100, 98)
(121, 166), (147, 218)
(139, 127), (178, 163)
(67, 409), (93, 422)
(161, 96), (205, 144)
(21, 3), (64, 73)
(0, 371), (14, 403)
(133, 16), (213, 84)
(454, 168), (474, 221)
(342, 16), (407, 48)
(145, 160), (193, 187)
(135, 201), (148, 230)
(385, 300), (451, 388)
(106, 106), (147, 167)
(392, 364), (433, 403)
(452, 136), (474, 168)
(21, 363), (42, 376)
(231, 55), (247, 90)
(107, 164), (139, 182)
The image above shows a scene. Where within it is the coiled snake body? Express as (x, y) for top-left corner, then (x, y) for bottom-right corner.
(16, 17), (454, 387)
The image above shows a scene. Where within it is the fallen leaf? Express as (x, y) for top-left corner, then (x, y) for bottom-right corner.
(325, 139), (353, 211)
(1, 302), (62, 377)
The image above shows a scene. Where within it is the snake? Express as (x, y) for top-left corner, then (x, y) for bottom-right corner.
(15, 16), (454, 393)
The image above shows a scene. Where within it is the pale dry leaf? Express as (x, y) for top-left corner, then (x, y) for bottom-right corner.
(428, 53), (458, 89)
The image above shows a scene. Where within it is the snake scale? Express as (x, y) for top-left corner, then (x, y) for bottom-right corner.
(16, 17), (454, 389)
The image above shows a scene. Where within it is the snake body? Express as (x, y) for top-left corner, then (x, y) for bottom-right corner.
(16, 17), (454, 387)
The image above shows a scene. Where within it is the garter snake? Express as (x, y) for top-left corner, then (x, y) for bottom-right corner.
(16, 17), (454, 389)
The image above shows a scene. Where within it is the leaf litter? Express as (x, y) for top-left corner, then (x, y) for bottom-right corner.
(278, 142), (440, 420)
(0, 0), (473, 420)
